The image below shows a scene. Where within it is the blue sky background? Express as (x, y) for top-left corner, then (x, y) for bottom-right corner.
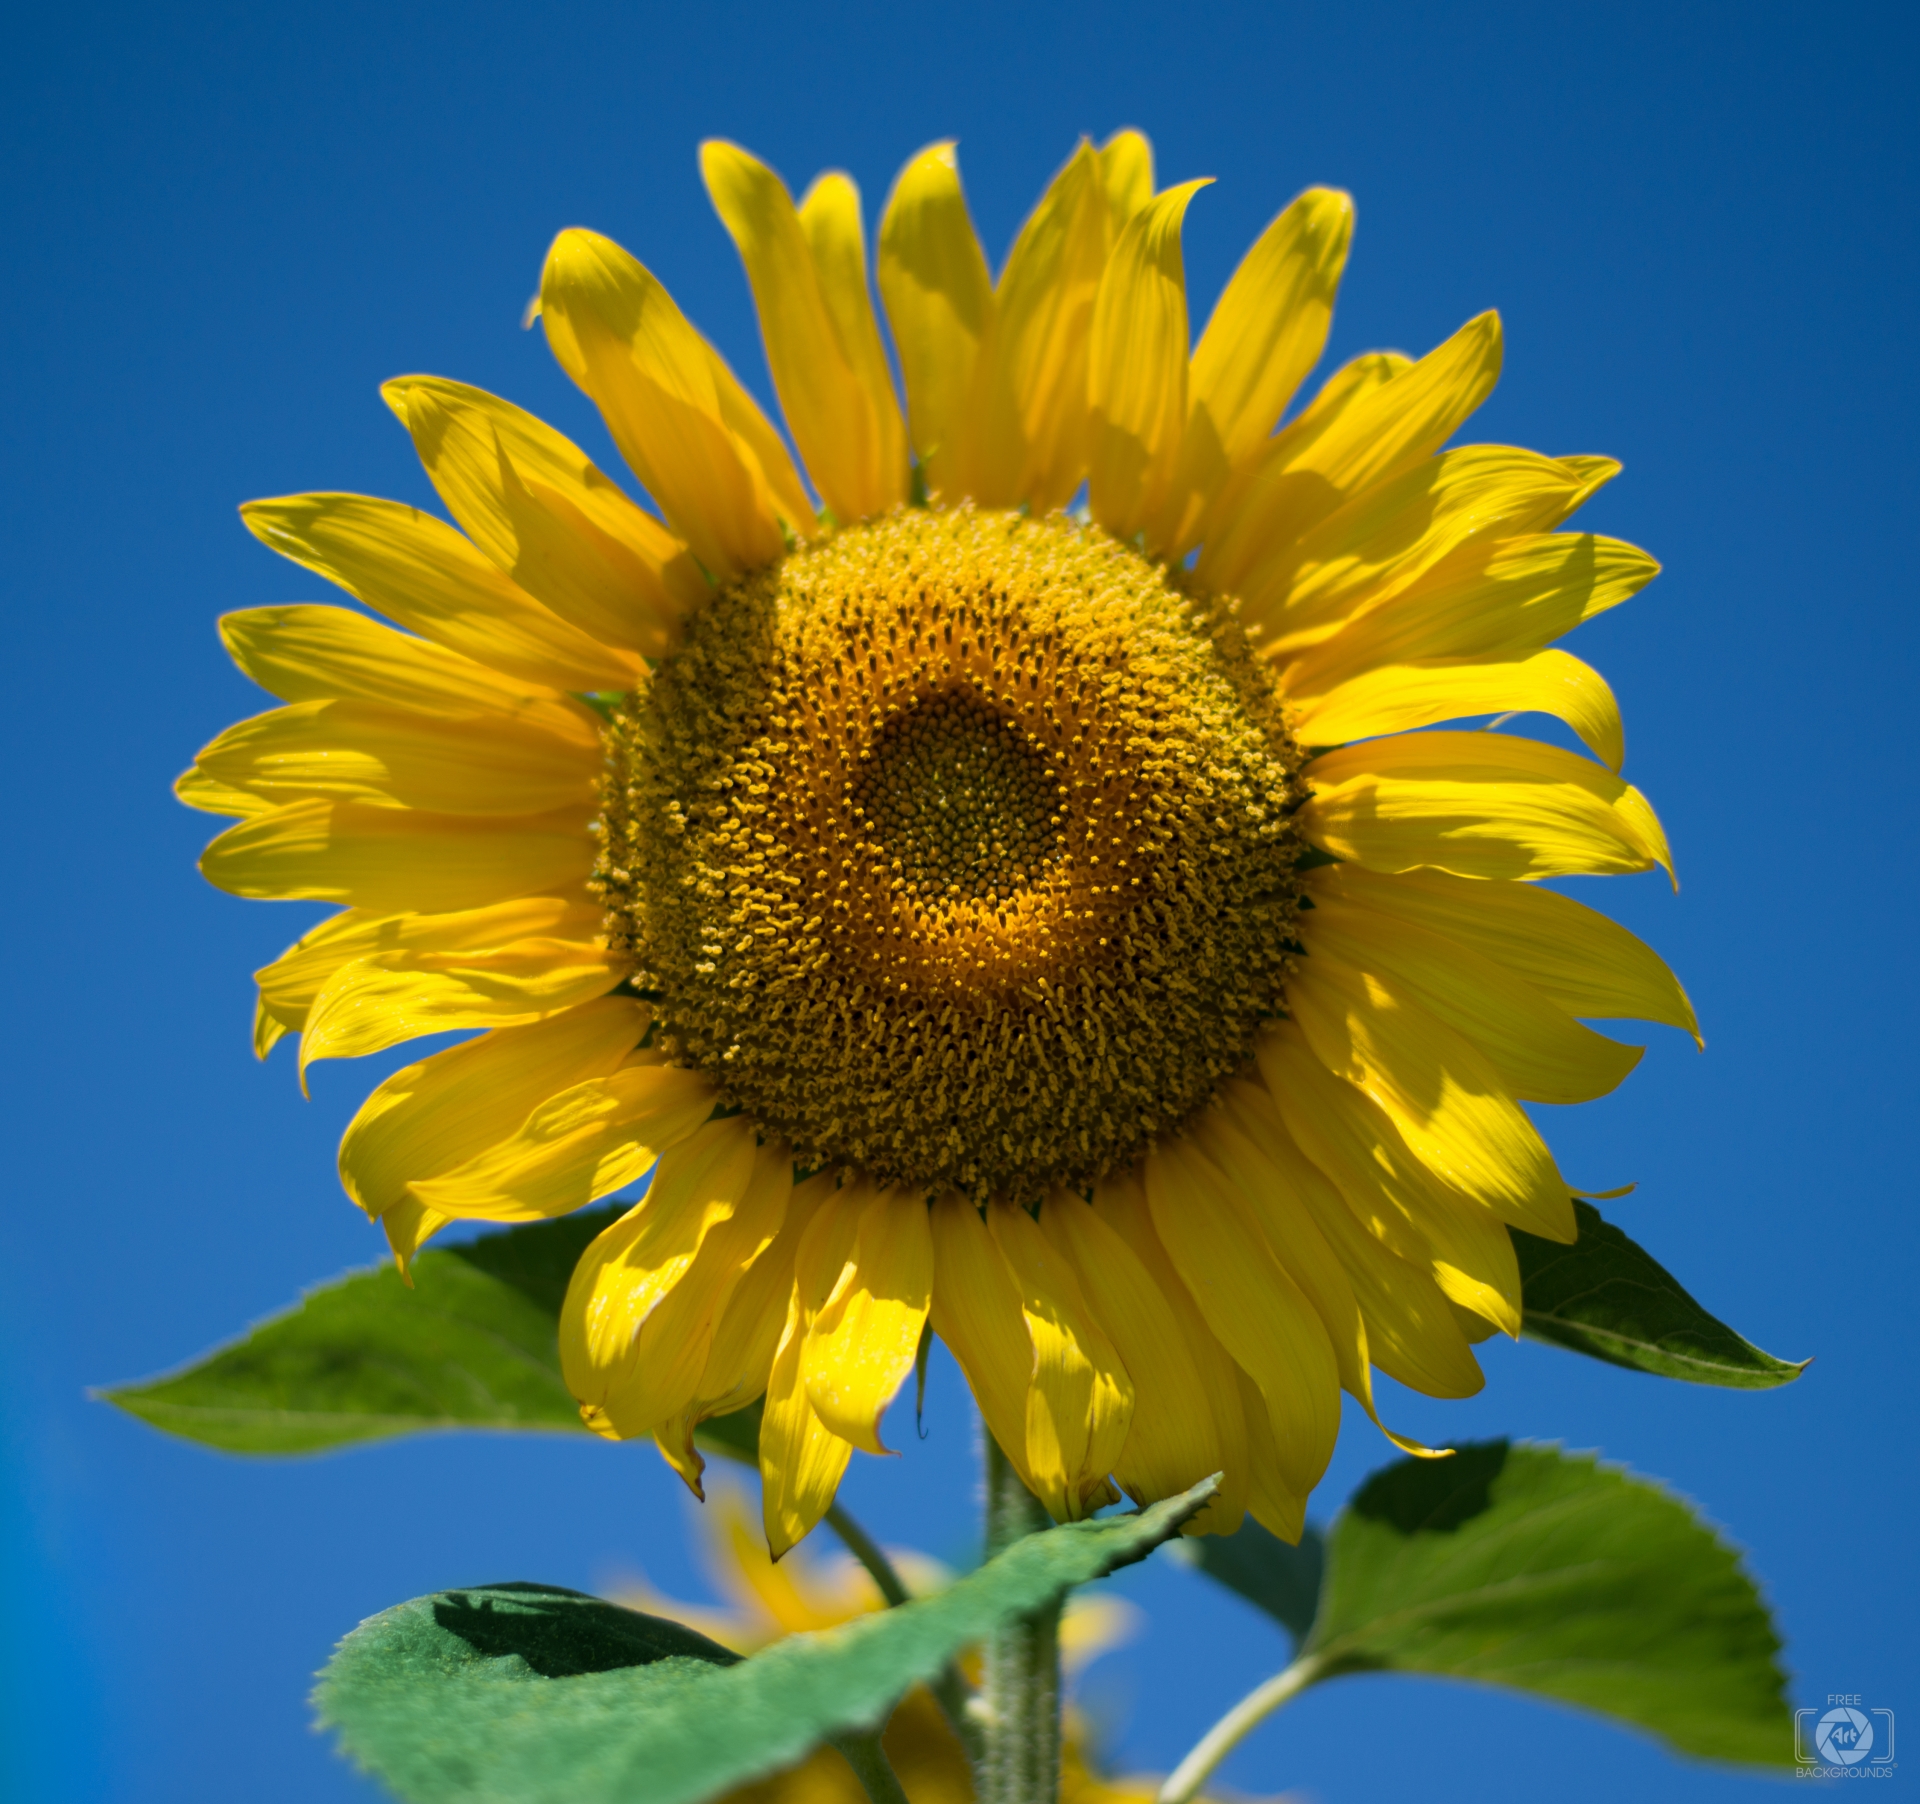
(2, 2), (1914, 1799)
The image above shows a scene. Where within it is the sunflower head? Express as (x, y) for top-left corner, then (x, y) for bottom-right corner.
(184, 127), (1691, 1559)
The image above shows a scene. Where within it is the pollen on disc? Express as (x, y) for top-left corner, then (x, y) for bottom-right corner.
(596, 507), (1309, 1201)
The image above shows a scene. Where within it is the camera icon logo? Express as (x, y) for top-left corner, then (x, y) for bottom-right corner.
(1795, 1699), (1895, 1770)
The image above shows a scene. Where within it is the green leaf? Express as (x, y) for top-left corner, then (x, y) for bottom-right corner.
(1304, 1441), (1790, 1766)
(95, 1209), (759, 1463)
(316, 1478), (1220, 1804)
(1190, 1520), (1325, 1649)
(1515, 1199), (1807, 1387)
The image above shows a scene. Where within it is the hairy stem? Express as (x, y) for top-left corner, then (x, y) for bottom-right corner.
(979, 1431), (1060, 1804)
(825, 1497), (983, 1764)
(1155, 1656), (1324, 1804)
(832, 1729), (913, 1804)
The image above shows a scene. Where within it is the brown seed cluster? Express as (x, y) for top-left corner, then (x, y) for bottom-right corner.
(596, 507), (1308, 1200)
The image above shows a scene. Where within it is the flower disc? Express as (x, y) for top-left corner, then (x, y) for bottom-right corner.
(598, 507), (1309, 1197)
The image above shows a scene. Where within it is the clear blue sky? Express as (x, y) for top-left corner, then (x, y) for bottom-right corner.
(2, 3), (1913, 1799)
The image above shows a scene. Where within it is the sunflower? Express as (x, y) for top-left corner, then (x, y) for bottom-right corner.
(183, 131), (1695, 1557)
(614, 1483), (1220, 1804)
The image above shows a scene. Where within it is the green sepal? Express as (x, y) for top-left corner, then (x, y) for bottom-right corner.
(1517, 1200), (1807, 1387)
(315, 1477), (1219, 1804)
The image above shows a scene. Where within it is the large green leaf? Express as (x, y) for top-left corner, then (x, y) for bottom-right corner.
(316, 1478), (1218, 1804)
(1514, 1200), (1806, 1387)
(1303, 1441), (1790, 1766)
(1190, 1521), (1324, 1649)
(96, 1209), (763, 1464)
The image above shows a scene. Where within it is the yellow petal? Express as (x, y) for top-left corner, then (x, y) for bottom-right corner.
(990, 1202), (1134, 1522)
(703, 142), (905, 525)
(1097, 129), (1154, 232)
(1286, 531), (1661, 691)
(1313, 862), (1698, 1042)
(338, 996), (647, 1222)
(1298, 729), (1675, 886)
(877, 143), (993, 501)
(192, 698), (599, 814)
(965, 141), (1112, 511)
(799, 170), (910, 512)
(1292, 649), (1625, 773)
(174, 764), (275, 818)
(381, 377), (705, 657)
(537, 227), (796, 580)
(239, 493), (642, 692)
(1235, 1364), (1308, 1545)
(254, 991), (289, 1060)
(561, 1118), (775, 1436)
(408, 1055), (718, 1223)
(1159, 188), (1352, 552)
(198, 797), (593, 912)
(217, 605), (596, 745)
(1287, 948), (1576, 1242)
(657, 1169), (836, 1494)
(1187, 1109), (1373, 1404)
(1250, 446), (1607, 649)
(1256, 1020), (1522, 1336)
(1216, 1081), (1484, 1400)
(763, 1184), (864, 1556)
(1088, 179), (1212, 542)
(1200, 312), (1502, 593)
(1042, 1191), (1230, 1515)
(802, 1188), (933, 1455)
(1303, 872), (1645, 1103)
(1088, 1169), (1248, 1537)
(300, 939), (623, 1083)
(928, 1194), (1042, 1499)
(1143, 1138), (1341, 1498)
(254, 898), (598, 1038)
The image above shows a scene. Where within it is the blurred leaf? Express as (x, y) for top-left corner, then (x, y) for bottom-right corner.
(96, 1209), (757, 1463)
(316, 1478), (1219, 1804)
(1514, 1200), (1807, 1387)
(1304, 1441), (1790, 1766)
(1190, 1520), (1325, 1649)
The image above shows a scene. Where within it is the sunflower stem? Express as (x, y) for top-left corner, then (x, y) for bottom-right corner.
(824, 1500), (984, 1762)
(831, 1729), (913, 1804)
(980, 1430), (1061, 1804)
(1154, 1655), (1325, 1804)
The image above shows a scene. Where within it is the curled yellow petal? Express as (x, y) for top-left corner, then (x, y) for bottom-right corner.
(338, 995), (647, 1223)
(253, 897), (599, 1041)
(802, 1188), (933, 1455)
(198, 797), (593, 913)
(703, 142), (905, 524)
(192, 699), (599, 815)
(407, 1055), (719, 1223)
(1043, 1190), (1232, 1520)
(1303, 876), (1644, 1104)
(990, 1201), (1133, 1522)
(1143, 1137), (1340, 1499)
(877, 143), (992, 500)
(1287, 948), (1576, 1243)
(563, 1120), (784, 1439)
(174, 764), (275, 819)
(1292, 649), (1626, 773)
(1298, 729), (1675, 886)
(966, 140), (1112, 511)
(1087, 179), (1212, 542)
(299, 938), (623, 1084)
(928, 1193), (1041, 1500)
(1291, 531), (1660, 689)
(240, 493), (640, 692)
(381, 376), (704, 657)
(537, 227), (798, 580)
(1313, 862), (1698, 1043)
(1256, 1020), (1522, 1337)
(218, 605), (596, 745)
